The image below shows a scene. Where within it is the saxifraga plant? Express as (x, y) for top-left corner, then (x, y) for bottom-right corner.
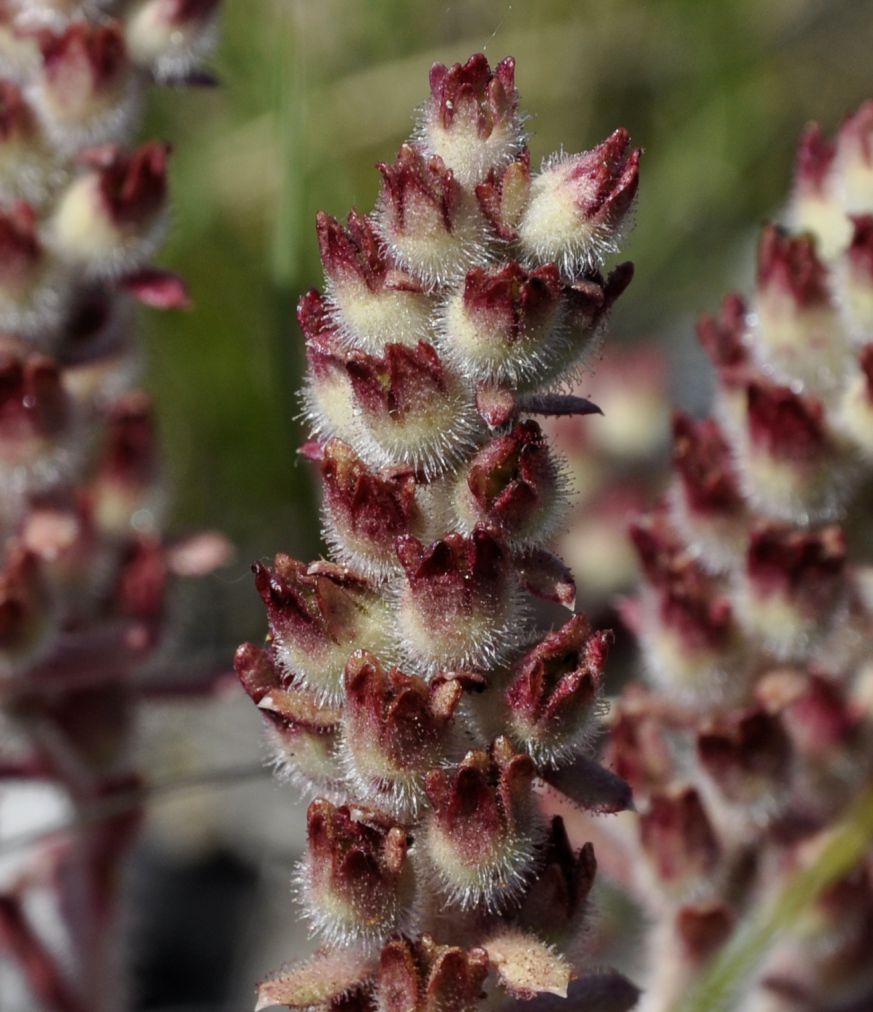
(0, 3), (222, 1010)
(561, 105), (873, 1012)
(236, 54), (644, 1012)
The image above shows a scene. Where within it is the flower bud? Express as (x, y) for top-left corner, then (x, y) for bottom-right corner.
(253, 555), (394, 704)
(451, 420), (565, 548)
(669, 412), (748, 573)
(300, 799), (413, 949)
(423, 738), (539, 911)
(235, 641), (343, 796)
(504, 614), (610, 766)
(299, 288), (361, 446)
(418, 54), (523, 189)
(789, 122), (850, 259)
(751, 225), (848, 393)
(126, 0), (221, 81)
(638, 785), (720, 902)
(0, 80), (50, 204)
(736, 379), (854, 523)
(516, 816), (596, 944)
(517, 128), (640, 276)
(604, 688), (673, 800)
(736, 523), (847, 660)
(695, 292), (751, 432)
(475, 148), (531, 240)
(89, 390), (162, 538)
(341, 650), (462, 819)
(317, 210), (430, 352)
(836, 343), (873, 457)
(835, 100), (873, 215)
(696, 708), (792, 824)
(52, 142), (169, 276)
(345, 341), (480, 476)
(376, 936), (489, 1012)
(320, 439), (424, 579)
(395, 528), (522, 675)
(630, 513), (747, 707)
(0, 544), (56, 677)
(836, 214), (873, 341)
(0, 200), (67, 338)
(0, 350), (74, 496)
(32, 21), (137, 152)
(376, 143), (488, 287)
(436, 261), (567, 386)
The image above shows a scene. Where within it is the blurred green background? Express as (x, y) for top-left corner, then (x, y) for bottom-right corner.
(141, 0), (873, 646)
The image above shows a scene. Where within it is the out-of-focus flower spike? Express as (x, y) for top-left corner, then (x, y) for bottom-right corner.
(735, 522), (847, 660)
(253, 555), (394, 704)
(835, 100), (873, 216)
(235, 642), (343, 797)
(450, 420), (565, 548)
(345, 341), (481, 477)
(630, 512), (748, 708)
(836, 343), (873, 457)
(751, 225), (849, 393)
(320, 439), (424, 579)
(735, 378), (855, 523)
(126, 0), (221, 82)
(789, 122), (851, 259)
(475, 147), (531, 241)
(52, 140), (169, 276)
(317, 210), (430, 353)
(340, 650), (462, 819)
(376, 936), (489, 1012)
(668, 412), (748, 573)
(0, 199), (68, 338)
(436, 261), (567, 387)
(423, 738), (540, 912)
(32, 20), (138, 153)
(419, 54), (524, 188)
(299, 799), (414, 950)
(517, 128), (640, 277)
(395, 527), (523, 675)
(376, 143), (488, 288)
(504, 614), (611, 767)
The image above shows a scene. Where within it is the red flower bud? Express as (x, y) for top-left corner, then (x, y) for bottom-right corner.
(395, 527), (521, 674)
(0, 351), (72, 479)
(253, 555), (393, 703)
(316, 210), (429, 352)
(753, 225), (846, 393)
(377, 936), (489, 1012)
(376, 143), (487, 286)
(341, 650), (462, 819)
(320, 439), (423, 578)
(475, 148), (531, 241)
(604, 689), (673, 800)
(639, 786), (720, 898)
(790, 123), (849, 258)
(424, 738), (539, 911)
(421, 54), (524, 187)
(452, 420), (563, 547)
(505, 614), (611, 766)
(437, 261), (568, 386)
(518, 128), (640, 275)
(838, 214), (873, 341)
(738, 523), (846, 659)
(301, 799), (413, 948)
(235, 642), (342, 796)
(836, 100), (873, 215)
(0, 545), (55, 676)
(345, 341), (479, 476)
(53, 142), (170, 276)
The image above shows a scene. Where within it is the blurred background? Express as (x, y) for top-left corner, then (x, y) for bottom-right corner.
(89, 0), (873, 1007)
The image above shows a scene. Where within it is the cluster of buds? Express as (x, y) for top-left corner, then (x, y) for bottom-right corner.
(238, 54), (643, 1012)
(582, 104), (873, 1011)
(0, 4), (223, 1011)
